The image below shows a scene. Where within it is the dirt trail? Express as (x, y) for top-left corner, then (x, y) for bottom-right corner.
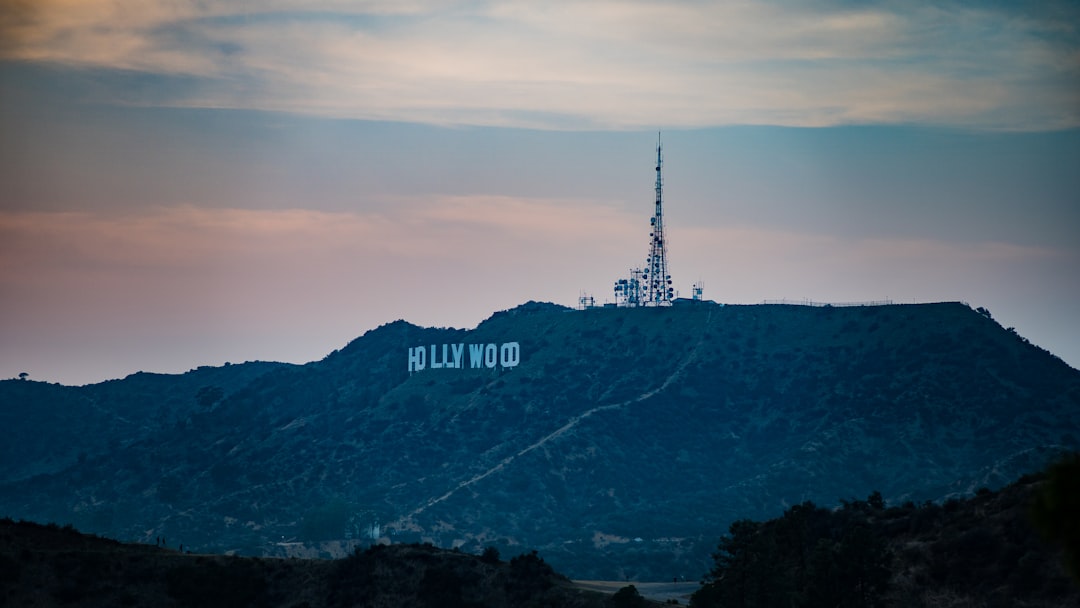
(395, 309), (713, 524)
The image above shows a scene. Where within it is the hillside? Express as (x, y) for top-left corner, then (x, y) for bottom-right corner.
(0, 518), (605, 607)
(3, 470), (1074, 607)
(0, 361), (291, 484)
(1, 300), (1077, 579)
(691, 470), (1080, 607)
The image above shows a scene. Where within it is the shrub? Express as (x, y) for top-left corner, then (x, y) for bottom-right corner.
(609, 584), (647, 607)
(480, 546), (501, 564)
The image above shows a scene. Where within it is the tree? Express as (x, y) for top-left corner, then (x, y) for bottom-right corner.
(1031, 452), (1080, 581)
(506, 550), (555, 604)
(697, 519), (787, 608)
(609, 584), (647, 607)
(17, 372), (28, 381)
(480, 545), (501, 564)
(867, 490), (885, 511)
(694, 501), (888, 608)
(803, 525), (890, 608)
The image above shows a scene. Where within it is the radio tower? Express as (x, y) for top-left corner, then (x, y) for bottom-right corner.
(644, 134), (673, 305)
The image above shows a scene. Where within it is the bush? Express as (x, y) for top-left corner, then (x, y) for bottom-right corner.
(0, 553), (21, 584)
(480, 546), (501, 564)
(506, 550), (555, 603)
(165, 561), (267, 608)
(1031, 452), (1080, 581)
(609, 584), (647, 607)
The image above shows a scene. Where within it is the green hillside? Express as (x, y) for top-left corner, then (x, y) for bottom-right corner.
(1, 300), (1077, 579)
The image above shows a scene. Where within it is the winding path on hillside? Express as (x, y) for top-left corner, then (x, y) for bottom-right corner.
(395, 309), (713, 525)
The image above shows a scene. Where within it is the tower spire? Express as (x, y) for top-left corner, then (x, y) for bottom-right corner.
(644, 133), (673, 305)
(612, 135), (676, 308)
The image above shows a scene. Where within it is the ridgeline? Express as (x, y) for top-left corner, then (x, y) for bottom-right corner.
(1, 300), (1077, 580)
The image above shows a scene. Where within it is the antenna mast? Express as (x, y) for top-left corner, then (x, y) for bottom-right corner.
(644, 134), (673, 305)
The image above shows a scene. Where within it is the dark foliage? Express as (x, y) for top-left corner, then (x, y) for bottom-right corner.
(693, 473), (1080, 608)
(694, 497), (890, 608)
(165, 561), (268, 608)
(480, 545), (501, 564)
(1, 521), (606, 608)
(609, 584), (648, 607)
(506, 549), (558, 604)
(1031, 452), (1080, 580)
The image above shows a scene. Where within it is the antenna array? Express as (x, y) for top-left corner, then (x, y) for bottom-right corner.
(614, 135), (675, 307)
(644, 136), (673, 305)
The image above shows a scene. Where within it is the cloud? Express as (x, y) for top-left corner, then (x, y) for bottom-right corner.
(2, 1), (1076, 129)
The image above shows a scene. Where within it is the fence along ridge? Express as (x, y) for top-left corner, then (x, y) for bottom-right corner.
(760, 298), (896, 308)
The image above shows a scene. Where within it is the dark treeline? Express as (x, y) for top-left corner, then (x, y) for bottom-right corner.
(692, 494), (891, 608)
(692, 457), (1080, 608)
(0, 520), (607, 608)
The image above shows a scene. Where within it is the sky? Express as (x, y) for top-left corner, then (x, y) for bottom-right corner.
(1, 0), (1078, 385)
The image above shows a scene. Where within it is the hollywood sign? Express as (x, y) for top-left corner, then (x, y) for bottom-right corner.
(408, 342), (521, 372)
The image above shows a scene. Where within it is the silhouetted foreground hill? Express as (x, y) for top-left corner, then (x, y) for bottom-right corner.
(3, 470), (1075, 607)
(691, 471), (1080, 607)
(1, 300), (1077, 579)
(0, 518), (606, 607)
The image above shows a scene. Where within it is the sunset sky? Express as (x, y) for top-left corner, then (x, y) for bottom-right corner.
(2, 1), (1078, 385)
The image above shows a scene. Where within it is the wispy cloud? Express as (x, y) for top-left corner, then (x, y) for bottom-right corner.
(3, 1), (1076, 129)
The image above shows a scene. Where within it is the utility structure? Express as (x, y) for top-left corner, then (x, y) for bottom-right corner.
(644, 135), (674, 305)
(614, 268), (645, 307)
(615, 135), (674, 307)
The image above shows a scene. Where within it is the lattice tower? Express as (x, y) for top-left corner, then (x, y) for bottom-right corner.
(644, 136), (673, 305)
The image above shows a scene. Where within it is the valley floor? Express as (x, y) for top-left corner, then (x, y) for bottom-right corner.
(573, 579), (700, 603)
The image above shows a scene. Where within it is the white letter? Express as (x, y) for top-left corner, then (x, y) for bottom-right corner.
(430, 344), (443, 369)
(451, 344), (464, 369)
(500, 342), (520, 368)
(408, 347), (426, 372)
(484, 343), (497, 368)
(469, 344), (484, 368)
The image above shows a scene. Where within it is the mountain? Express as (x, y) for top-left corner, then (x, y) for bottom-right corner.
(1, 300), (1077, 579)
(0, 361), (291, 483)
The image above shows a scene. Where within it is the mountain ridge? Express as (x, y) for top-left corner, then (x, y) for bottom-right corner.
(1, 300), (1077, 579)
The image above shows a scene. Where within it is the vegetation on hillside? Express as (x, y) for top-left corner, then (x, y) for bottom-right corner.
(1030, 452), (1080, 581)
(1, 301), (1077, 580)
(0, 518), (606, 608)
(692, 462), (1080, 607)
(3, 461), (1077, 606)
